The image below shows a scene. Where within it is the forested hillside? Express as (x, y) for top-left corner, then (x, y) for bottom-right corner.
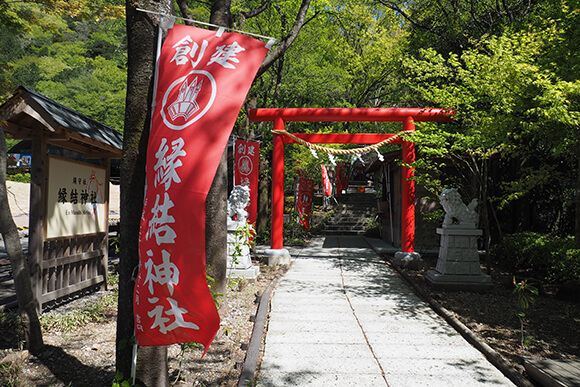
(0, 0), (126, 131)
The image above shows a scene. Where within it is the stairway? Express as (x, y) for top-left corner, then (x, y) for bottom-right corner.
(320, 192), (377, 235)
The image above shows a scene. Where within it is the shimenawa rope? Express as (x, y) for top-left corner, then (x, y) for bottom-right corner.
(271, 129), (414, 155)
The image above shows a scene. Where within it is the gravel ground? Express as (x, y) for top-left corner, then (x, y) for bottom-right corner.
(398, 255), (580, 379)
(0, 262), (282, 386)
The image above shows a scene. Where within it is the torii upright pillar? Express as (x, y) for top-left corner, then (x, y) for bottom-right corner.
(393, 116), (423, 269)
(264, 117), (291, 265)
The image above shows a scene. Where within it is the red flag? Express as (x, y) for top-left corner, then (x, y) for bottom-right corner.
(335, 162), (343, 197)
(234, 139), (259, 226)
(321, 165), (332, 197)
(336, 161), (348, 196)
(134, 24), (268, 349)
(296, 177), (314, 230)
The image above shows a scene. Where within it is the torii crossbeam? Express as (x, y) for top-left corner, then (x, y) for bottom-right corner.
(249, 107), (454, 262)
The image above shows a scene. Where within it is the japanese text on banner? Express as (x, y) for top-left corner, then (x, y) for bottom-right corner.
(134, 24), (269, 349)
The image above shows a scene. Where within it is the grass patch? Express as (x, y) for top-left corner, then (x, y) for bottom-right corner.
(0, 310), (24, 348)
(0, 354), (24, 387)
(40, 290), (117, 333)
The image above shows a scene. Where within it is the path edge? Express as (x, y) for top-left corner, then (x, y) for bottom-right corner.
(237, 263), (290, 387)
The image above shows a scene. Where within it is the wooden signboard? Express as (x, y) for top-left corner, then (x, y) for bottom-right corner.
(46, 157), (107, 238)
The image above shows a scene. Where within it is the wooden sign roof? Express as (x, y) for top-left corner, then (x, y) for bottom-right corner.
(0, 86), (123, 159)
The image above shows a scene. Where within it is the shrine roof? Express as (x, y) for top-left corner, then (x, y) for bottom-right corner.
(0, 86), (123, 159)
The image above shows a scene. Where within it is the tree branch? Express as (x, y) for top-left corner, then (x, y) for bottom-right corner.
(239, 1), (271, 19)
(376, 0), (430, 30)
(256, 0), (312, 78)
(176, 0), (196, 26)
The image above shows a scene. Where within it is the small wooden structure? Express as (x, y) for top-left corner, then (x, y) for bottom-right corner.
(525, 359), (580, 387)
(0, 86), (123, 311)
(367, 150), (441, 252)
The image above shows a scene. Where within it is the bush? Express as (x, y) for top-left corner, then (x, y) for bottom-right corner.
(491, 232), (580, 283)
(6, 172), (31, 183)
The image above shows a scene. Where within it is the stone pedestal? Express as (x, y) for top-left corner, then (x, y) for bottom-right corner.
(426, 227), (492, 291)
(393, 251), (423, 270)
(263, 248), (291, 266)
(227, 222), (260, 279)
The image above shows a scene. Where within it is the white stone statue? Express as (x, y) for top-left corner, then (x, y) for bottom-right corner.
(226, 185), (255, 273)
(440, 188), (478, 228)
(227, 185), (251, 226)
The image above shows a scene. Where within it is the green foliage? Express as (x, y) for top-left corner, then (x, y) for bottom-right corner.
(0, 311), (25, 385)
(283, 207), (310, 245)
(364, 217), (380, 238)
(512, 277), (539, 348)
(112, 371), (135, 387)
(0, 310), (24, 348)
(403, 25), (580, 238)
(1, 2), (127, 130)
(309, 204), (337, 234)
(109, 234), (120, 255)
(491, 232), (580, 283)
(6, 173), (30, 183)
(244, 0), (408, 125)
(0, 355), (23, 387)
(206, 274), (223, 308)
(172, 342), (203, 384)
(254, 224), (271, 246)
(513, 277), (539, 310)
(107, 271), (119, 288)
(231, 222), (255, 265)
(387, 0), (562, 55)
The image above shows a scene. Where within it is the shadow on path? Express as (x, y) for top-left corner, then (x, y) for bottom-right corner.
(32, 345), (115, 387)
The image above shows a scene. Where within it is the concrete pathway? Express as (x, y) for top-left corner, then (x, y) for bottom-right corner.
(257, 236), (515, 386)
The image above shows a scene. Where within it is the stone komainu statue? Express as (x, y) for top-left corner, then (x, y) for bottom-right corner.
(440, 188), (478, 228)
(227, 185), (251, 225)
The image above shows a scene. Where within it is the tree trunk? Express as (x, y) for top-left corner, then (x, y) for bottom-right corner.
(257, 158), (270, 236)
(211, 0), (233, 27)
(480, 158), (492, 274)
(205, 151), (228, 297)
(576, 143), (580, 248)
(205, 0), (233, 299)
(136, 346), (170, 386)
(116, 2), (171, 384)
(0, 128), (43, 354)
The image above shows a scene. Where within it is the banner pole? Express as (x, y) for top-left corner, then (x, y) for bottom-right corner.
(131, 338), (138, 382)
(136, 7), (277, 45)
(232, 136), (237, 187)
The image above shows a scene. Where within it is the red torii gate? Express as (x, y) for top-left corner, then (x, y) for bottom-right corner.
(249, 107), (454, 258)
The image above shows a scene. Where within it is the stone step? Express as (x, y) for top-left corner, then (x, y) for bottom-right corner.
(326, 219), (370, 227)
(325, 226), (368, 230)
(334, 214), (374, 220)
(320, 229), (366, 236)
(319, 192), (377, 236)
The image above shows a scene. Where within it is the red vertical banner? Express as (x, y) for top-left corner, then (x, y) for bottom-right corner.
(335, 162), (346, 197)
(134, 24), (269, 349)
(234, 139), (259, 226)
(321, 165), (332, 197)
(295, 177), (314, 230)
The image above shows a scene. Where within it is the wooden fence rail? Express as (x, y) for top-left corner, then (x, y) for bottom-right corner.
(39, 233), (108, 308)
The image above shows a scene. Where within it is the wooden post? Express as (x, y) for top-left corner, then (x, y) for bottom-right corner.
(29, 131), (47, 312)
(102, 157), (110, 291)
